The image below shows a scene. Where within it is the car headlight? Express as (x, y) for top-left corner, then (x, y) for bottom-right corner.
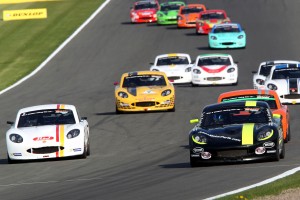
(211, 36), (217, 40)
(193, 69), (201, 74)
(256, 79), (265, 85)
(227, 68), (235, 73)
(118, 92), (128, 98)
(185, 67), (191, 72)
(257, 129), (273, 141)
(192, 134), (207, 144)
(152, 69), (159, 71)
(157, 13), (163, 17)
(161, 89), (171, 96)
(238, 35), (244, 39)
(267, 83), (278, 90)
(9, 134), (23, 143)
(67, 129), (80, 139)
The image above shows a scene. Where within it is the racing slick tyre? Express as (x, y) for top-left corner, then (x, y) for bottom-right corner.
(80, 141), (88, 159)
(7, 153), (17, 164)
(280, 141), (285, 159)
(273, 141), (281, 161)
(168, 106), (175, 112)
(287, 124), (291, 142)
(232, 81), (238, 86)
(190, 157), (198, 167)
(115, 106), (123, 114)
(87, 139), (91, 156)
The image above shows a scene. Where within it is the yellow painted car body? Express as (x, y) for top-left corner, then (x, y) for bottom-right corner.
(115, 71), (175, 113)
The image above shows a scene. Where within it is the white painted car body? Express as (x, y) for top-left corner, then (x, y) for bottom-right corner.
(150, 53), (192, 84)
(252, 60), (300, 89)
(191, 53), (238, 86)
(264, 63), (300, 104)
(6, 104), (90, 163)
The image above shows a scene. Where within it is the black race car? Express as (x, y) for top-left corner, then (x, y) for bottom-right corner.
(189, 101), (285, 167)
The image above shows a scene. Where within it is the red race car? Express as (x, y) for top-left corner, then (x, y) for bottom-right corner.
(130, 0), (160, 23)
(195, 9), (230, 34)
(177, 4), (206, 28)
(218, 89), (291, 143)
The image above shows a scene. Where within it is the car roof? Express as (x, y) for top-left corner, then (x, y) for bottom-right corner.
(203, 101), (270, 113)
(18, 104), (76, 113)
(122, 71), (167, 77)
(200, 9), (226, 14)
(156, 53), (191, 58)
(213, 23), (240, 27)
(197, 53), (231, 58)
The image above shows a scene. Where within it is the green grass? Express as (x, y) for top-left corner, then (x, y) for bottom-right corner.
(218, 172), (300, 200)
(0, 0), (105, 90)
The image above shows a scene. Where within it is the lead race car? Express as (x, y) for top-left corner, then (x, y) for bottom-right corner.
(6, 104), (90, 163)
(191, 53), (238, 86)
(252, 60), (300, 89)
(115, 71), (175, 113)
(150, 53), (192, 84)
(130, 0), (160, 23)
(264, 63), (300, 104)
(189, 101), (285, 167)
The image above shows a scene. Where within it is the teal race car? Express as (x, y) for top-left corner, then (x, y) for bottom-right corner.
(157, 1), (185, 25)
(208, 23), (246, 49)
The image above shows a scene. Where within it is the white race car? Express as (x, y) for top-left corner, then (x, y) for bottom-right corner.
(265, 63), (300, 104)
(191, 53), (238, 86)
(150, 53), (192, 84)
(252, 60), (300, 89)
(6, 104), (90, 163)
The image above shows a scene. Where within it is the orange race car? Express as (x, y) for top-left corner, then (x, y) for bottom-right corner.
(217, 89), (290, 143)
(177, 4), (206, 28)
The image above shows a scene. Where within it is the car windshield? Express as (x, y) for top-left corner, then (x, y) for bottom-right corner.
(181, 7), (204, 14)
(123, 75), (166, 87)
(200, 12), (225, 20)
(157, 56), (189, 66)
(134, 2), (158, 10)
(197, 56), (231, 66)
(161, 4), (182, 11)
(213, 25), (240, 33)
(221, 95), (278, 109)
(18, 109), (76, 128)
(272, 68), (300, 79)
(201, 106), (271, 128)
(259, 65), (273, 76)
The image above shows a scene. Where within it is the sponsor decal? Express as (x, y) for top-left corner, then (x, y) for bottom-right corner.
(201, 132), (241, 142)
(191, 154), (200, 157)
(267, 150), (276, 153)
(13, 153), (22, 156)
(3, 8), (47, 21)
(73, 148), (82, 152)
(33, 136), (54, 141)
(143, 90), (155, 94)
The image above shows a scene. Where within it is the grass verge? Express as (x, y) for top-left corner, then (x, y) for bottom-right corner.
(0, 0), (105, 90)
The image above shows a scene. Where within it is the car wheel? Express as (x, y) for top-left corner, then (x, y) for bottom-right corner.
(190, 156), (198, 167)
(232, 81), (238, 86)
(7, 153), (16, 164)
(288, 124), (291, 141)
(80, 142), (88, 159)
(168, 106), (175, 112)
(87, 138), (91, 156)
(273, 141), (280, 161)
(115, 106), (123, 114)
(280, 141), (285, 159)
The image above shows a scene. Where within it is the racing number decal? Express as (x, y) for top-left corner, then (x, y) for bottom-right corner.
(242, 123), (254, 145)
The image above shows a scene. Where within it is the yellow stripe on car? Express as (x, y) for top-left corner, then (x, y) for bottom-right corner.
(242, 123), (254, 145)
(167, 53), (178, 57)
(245, 101), (257, 107)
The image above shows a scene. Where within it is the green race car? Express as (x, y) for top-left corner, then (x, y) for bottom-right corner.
(157, 1), (185, 25)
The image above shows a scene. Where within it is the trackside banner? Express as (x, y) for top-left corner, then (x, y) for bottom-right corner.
(3, 8), (47, 21)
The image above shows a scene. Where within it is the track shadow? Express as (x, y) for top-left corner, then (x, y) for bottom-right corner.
(185, 32), (206, 37)
(159, 162), (191, 168)
(95, 112), (117, 116)
(3, 156), (87, 165)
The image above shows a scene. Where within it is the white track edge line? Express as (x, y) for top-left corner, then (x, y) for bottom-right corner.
(204, 166), (300, 200)
(0, 0), (111, 96)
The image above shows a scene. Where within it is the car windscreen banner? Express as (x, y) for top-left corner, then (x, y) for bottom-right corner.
(3, 8), (47, 21)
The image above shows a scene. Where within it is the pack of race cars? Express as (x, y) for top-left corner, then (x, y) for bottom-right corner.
(5, 0), (298, 167)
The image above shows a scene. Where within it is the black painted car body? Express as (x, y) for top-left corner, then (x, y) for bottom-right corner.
(189, 101), (285, 167)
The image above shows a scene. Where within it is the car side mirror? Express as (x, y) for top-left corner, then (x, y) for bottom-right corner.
(190, 119), (199, 124)
(252, 71), (257, 74)
(235, 61), (239, 64)
(81, 117), (87, 121)
(114, 82), (119, 86)
(149, 62), (154, 65)
(7, 121), (14, 125)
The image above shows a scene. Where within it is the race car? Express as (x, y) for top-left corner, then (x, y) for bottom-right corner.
(177, 4), (206, 28)
(130, 0), (160, 23)
(264, 63), (300, 104)
(195, 9), (230, 35)
(208, 23), (246, 49)
(252, 60), (300, 89)
(115, 71), (175, 113)
(189, 101), (285, 167)
(218, 89), (290, 143)
(191, 53), (238, 86)
(156, 1), (185, 25)
(150, 53), (192, 84)
(6, 104), (90, 163)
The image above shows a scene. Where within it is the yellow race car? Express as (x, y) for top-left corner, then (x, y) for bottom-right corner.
(115, 71), (175, 113)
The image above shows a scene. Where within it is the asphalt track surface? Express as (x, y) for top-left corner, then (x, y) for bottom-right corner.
(1, 0), (300, 199)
